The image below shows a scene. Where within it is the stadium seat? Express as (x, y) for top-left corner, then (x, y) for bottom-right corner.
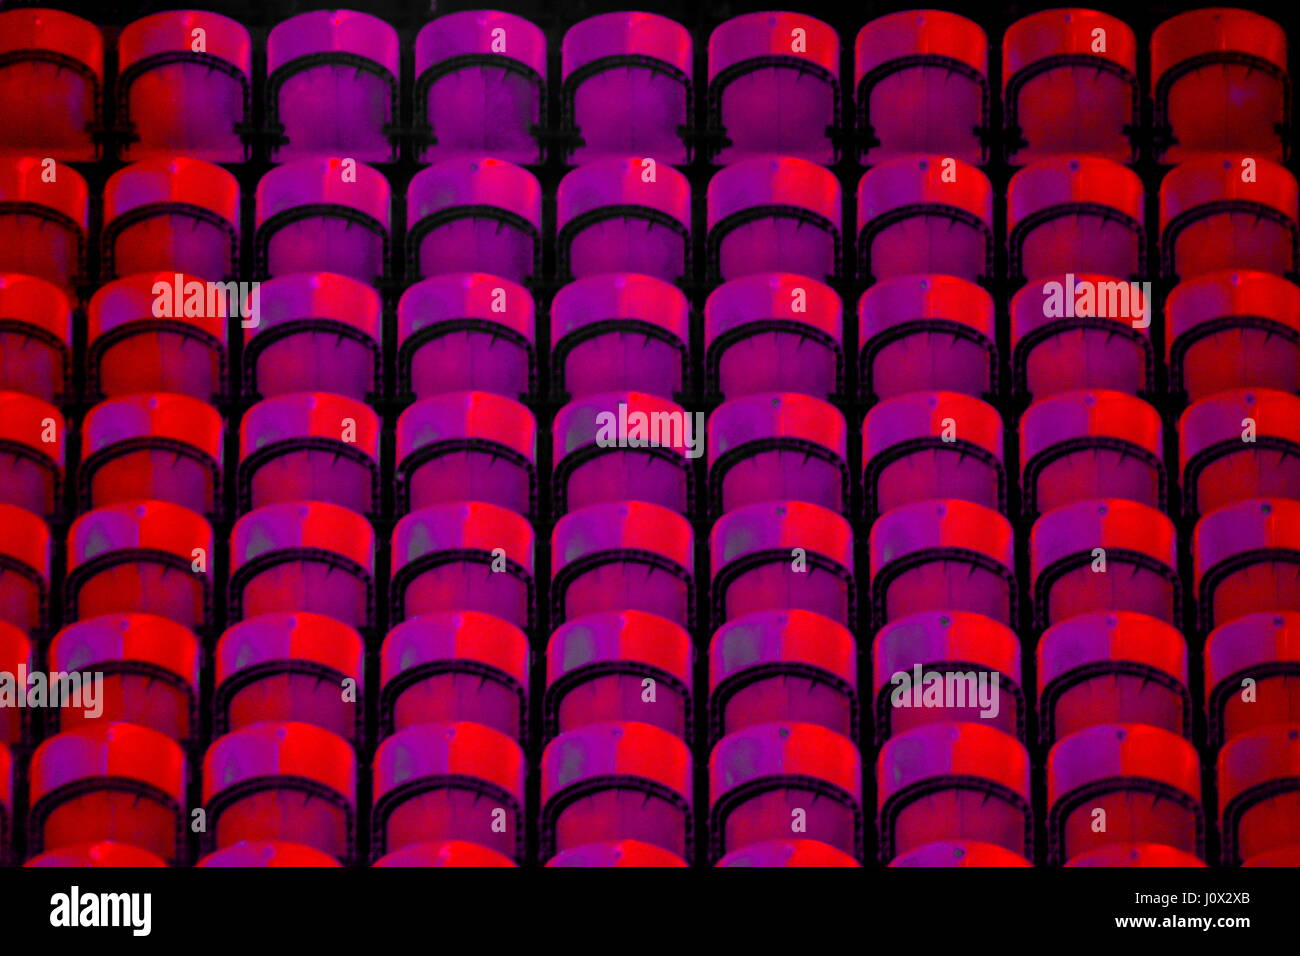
(1195, 498), (1300, 631)
(1218, 724), (1300, 864)
(102, 157), (238, 280)
(549, 840), (688, 867)
(1160, 156), (1298, 280)
(204, 721), (356, 863)
(0, 156), (88, 292)
(87, 271), (229, 403)
(552, 500), (693, 628)
(379, 611), (529, 741)
(397, 391), (536, 517)
(860, 275), (996, 403)
(398, 273), (535, 402)
(407, 158), (540, 284)
(0, 8), (103, 161)
(856, 11), (988, 166)
(48, 613), (198, 742)
(1020, 390), (1164, 517)
(230, 501), (375, 631)
(710, 609), (857, 743)
(373, 721), (524, 863)
(1179, 389), (1300, 519)
(889, 840), (1031, 867)
(877, 722), (1031, 862)
(1037, 610), (1190, 746)
(1066, 843), (1206, 867)
(1206, 612), (1300, 750)
(266, 9), (398, 162)
(0, 622), (30, 746)
(0, 505), (50, 634)
(863, 391), (1004, 517)
(415, 11), (545, 166)
(246, 272), (381, 402)
(719, 838), (861, 867)
(709, 392), (848, 516)
(215, 613), (363, 742)
(1243, 846), (1300, 867)
(870, 499), (1015, 628)
(1008, 157), (1145, 281)
(546, 610), (692, 739)
(857, 156), (992, 282)
(562, 13), (691, 165)
(255, 158), (390, 284)
(391, 502), (534, 629)
(1153, 9), (1289, 163)
(80, 393), (223, 517)
(375, 841), (517, 867)
(1166, 270), (1300, 402)
(0, 273), (71, 403)
(872, 610), (1023, 744)
(707, 12), (840, 164)
(711, 500), (854, 626)
(0, 742), (7, 862)
(26, 841), (167, 868)
(1003, 10), (1137, 164)
(116, 11), (251, 163)
(705, 273), (843, 401)
(238, 392), (380, 515)
(1047, 723), (1203, 864)
(198, 841), (340, 867)
(542, 721), (692, 860)
(0, 391), (62, 519)
(30, 723), (185, 864)
(1031, 499), (1179, 629)
(553, 391), (693, 516)
(552, 273), (689, 401)
(66, 501), (213, 630)
(708, 158), (841, 283)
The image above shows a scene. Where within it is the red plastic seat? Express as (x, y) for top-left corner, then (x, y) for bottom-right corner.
(80, 393), (223, 517)
(416, 11), (546, 166)
(1218, 724), (1300, 864)
(705, 273), (843, 401)
(391, 502), (534, 629)
(856, 11), (987, 167)
(710, 609), (857, 743)
(1003, 10), (1138, 165)
(549, 840), (688, 867)
(0, 273), (71, 402)
(0, 156), (88, 292)
(204, 721), (356, 863)
(407, 158), (540, 284)
(1066, 843), (1206, 867)
(0, 391), (62, 519)
(1243, 846), (1300, 867)
(229, 501), (375, 631)
(372, 721), (524, 862)
(0, 505), (49, 633)
(374, 840), (517, 868)
(870, 499), (1015, 628)
(26, 841), (166, 868)
(1195, 498), (1300, 631)
(380, 611), (528, 741)
(889, 840), (1031, 867)
(1206, 612), (1300, 749)
(546, 610), (692, 739)
(719, 838), (861, 867)
(1037, 610), (1190, 746)
(198, 840), (340, 867)
(563, 13), (691, 166)
(0, 742), (8, 861)
(864, 391), (1003, 517)
(397, 391), (536, 518)
(860, 275), (996, 402)
(266, 9), (398, 162)
(215, 613), (363, 742)
(857, 156), (992, 282)
(116, 11), (251, 163)
(0, 622), (30, 746)
(552, 273), (689, 400)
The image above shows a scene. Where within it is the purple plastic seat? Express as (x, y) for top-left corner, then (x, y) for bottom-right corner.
(0, 273), (71, 403)
(1206, 612), (1300, 750)
(860, 275), (996, 402)
(116, 11), (251, 163)
(0, 505), (50, 634)
(416, 11), (545, 166)
(0, 157), (88, 293)
(398, 273), (535, 401)
(709, 158), (841, 283)
(407, 158), (540, 284)
(0, 9), (102, 161)
(708, 392), (847, 515)
(380, 611), (529, 741)
(552, 500), (693, 628)
(563, 13), (691, 165)
(1218, 724), (1300, 864)
(0, 392), (62, 519)
(707, 13), (839, 165)
(0, 623), (29, 746)
(890, 840), (1031, 867)
(1195, 498), (1300, 632)
(549, 840), (687, 868)
(374, 841), (516, 868)
(391, 502), (534, 629)
(1067, 843), (1206, 868)
(255, 158), (390, 284)
(199, 841), (340, 868)
(557, 159), (691, 282)
(705, 273), (843, 401)
(711, 500), (854, 626)
(551, 273), (689, 400)
(397, 391), (536, 518)
(870, 499), (1015, 628)
(246, 272), (380, 401)
(266, 9), (398, 162)
(719, 838), (861, 867)
(857, 156), (992, 282)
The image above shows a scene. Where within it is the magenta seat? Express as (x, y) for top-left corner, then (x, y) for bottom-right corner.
(1218, 724), (1300, 864)
(1195, 498), (1300, 631)
(0, 273), (71, 403)
(0, 9), (102, 161)
(719, 838), (861, 867)
(0, 505), (50, 634)
(549, 840), (688, 867)
(375, 840), (517, 868)
(0, 392), (62, 519)
(1206, 612), (1300, 750)
(890, 840), (1031, 867)
(0, 157), (88, 292)
(199, 841), (340, 868)
(27, 841), (167, 868)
